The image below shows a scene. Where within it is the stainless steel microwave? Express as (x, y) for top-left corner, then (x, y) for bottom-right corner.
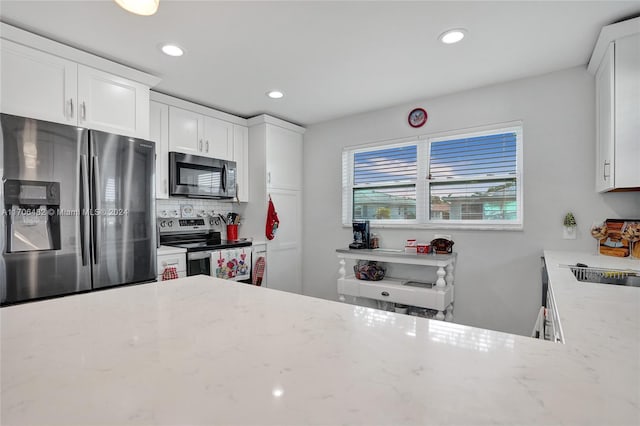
(169, 152), (237, 199)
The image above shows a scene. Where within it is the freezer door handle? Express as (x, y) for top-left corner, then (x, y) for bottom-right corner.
(79, 154), (90, 266)
(91, 155), (101, 264)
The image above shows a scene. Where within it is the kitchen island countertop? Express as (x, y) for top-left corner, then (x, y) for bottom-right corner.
(1, 256), (639, 425)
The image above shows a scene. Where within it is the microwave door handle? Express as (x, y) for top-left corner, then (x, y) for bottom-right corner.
(79, 155), (90, 266)
(221, 164), (227, 192)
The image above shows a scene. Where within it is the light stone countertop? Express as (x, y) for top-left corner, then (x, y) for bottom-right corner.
(1, 253), (639, 425)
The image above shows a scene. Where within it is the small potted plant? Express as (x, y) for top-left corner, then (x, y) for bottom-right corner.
(563, 212), (577, 239)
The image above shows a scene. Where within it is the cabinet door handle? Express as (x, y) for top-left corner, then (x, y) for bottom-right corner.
(603, 160), (610, 181)
(81, 101), (87, 121)
(199, 139), (203, 152)
(205, 140), (209, 152)
(381, 291), (390, 297)
(267, 172), (271, 184)
(69, 98), (74, 119)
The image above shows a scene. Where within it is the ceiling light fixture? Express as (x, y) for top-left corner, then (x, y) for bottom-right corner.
(439, 28), (467, 45)
(114, 0), (159, 16)
(161, 44), (184, 57)
(267, 90), (284, 99)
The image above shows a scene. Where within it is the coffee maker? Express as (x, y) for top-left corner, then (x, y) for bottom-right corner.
(349, 220), (370, 249)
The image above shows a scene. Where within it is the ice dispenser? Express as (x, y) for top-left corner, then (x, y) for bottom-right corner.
(4, 179), (61, 252)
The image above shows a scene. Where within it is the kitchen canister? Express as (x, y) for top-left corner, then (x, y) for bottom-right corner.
(227, 224), (239, 241)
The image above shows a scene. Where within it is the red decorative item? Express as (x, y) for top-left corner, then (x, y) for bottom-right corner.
(265, 196), (280, 240)
(408, 108), (428, 128)
(162, 266), (179, 281)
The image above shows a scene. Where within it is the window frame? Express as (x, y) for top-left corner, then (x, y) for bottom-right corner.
(342, 122), (524, 230)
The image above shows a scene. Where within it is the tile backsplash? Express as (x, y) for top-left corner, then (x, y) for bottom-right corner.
(156, 198), (236, 220)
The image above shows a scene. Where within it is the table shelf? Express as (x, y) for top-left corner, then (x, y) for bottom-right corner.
(336, 249), (457, 321)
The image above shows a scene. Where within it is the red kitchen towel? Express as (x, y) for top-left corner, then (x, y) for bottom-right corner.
(265, 196), (280, 240)
(162, 266), (179, 281)
(253, 256), (265, 286)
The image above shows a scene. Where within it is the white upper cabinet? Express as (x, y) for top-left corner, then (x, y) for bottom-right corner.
(203, 116), (233, 160)
(168, 106), (201, 155)
(0, 23), (159, 139)
(77, 65), (150, 139)
(266, 124), (303, 190)
(156, 92), (249, 201)
(0, 39), (77, 125)
(150, 101), (169, 199)
(168, 106), (233, 159)
(233, 124), (249, 202)
(590, 19), (640, 192)
(595, 44), (615, 192)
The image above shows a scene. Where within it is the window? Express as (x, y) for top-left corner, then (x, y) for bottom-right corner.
(342, 123), (523, 229)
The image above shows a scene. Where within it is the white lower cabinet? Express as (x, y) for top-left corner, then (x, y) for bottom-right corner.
(157, 251), (187, 281)
(266, 189), (302, 294)
(150, 101), (169, 199)
(0, 37), (153, 139)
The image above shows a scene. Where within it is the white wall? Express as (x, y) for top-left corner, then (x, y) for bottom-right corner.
(301, 66), (640, 336)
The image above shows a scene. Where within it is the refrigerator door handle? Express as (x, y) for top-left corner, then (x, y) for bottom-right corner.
(79, 154), (90, 266)
(91, 155), (101, 264)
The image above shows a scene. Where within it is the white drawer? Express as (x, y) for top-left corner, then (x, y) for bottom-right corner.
(340, 277), (452, 311)
(157, 253), (186, 275)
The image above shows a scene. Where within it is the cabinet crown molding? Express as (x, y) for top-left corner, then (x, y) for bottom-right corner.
(0, 22), (161, 87)
(247, 114), (306, 134)
(588, 16), (640, 74)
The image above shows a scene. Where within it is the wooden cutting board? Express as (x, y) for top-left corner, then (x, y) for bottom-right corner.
(599, 219), (635, 257)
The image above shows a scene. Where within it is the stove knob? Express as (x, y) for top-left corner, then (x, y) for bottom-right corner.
(209, 218), (215, 226)
(160, 221), (166, 228)
(168, 221), (173, 227)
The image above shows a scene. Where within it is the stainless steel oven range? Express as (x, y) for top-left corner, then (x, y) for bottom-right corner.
(159, 218), (252, 281)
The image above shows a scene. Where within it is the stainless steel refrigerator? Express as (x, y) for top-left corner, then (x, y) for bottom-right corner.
(0, 113), (156, 304)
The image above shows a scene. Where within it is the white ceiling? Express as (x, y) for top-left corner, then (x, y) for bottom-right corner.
(1, 1), (638, 126)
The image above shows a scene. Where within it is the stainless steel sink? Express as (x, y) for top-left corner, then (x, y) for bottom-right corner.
(569, 265), (640, 287)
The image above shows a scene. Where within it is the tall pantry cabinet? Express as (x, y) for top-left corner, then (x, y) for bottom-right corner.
(243, 115), (305, 293)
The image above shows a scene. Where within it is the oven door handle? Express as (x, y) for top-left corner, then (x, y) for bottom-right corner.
(188, 251), (213, 261)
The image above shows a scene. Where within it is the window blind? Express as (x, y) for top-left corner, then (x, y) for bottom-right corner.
(428, 131), (519, 222)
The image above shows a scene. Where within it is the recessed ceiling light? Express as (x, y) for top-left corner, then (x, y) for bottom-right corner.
(267, 90), (284, 99)
(161, 44), (184, 57)
(439, 29), (467, 45)
(114, 0), (159, 16)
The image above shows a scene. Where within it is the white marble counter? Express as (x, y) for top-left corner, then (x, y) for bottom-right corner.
(1, 268), (639, 425)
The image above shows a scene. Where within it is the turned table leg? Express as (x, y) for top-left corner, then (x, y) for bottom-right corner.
(446, 262), (455, 286)
(445, 305), (454, 321)
(435, 266), (446, 288)
(435, 310), (445, 321)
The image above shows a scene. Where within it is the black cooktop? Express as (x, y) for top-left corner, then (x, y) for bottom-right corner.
(162, 239), (252, 252)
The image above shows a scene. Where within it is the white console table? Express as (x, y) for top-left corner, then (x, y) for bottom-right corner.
(336, 249), (457, 321)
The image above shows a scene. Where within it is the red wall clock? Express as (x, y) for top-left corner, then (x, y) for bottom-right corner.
(408, 108), (428, 128)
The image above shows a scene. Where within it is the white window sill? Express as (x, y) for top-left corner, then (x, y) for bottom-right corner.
(342, 223), (524, 231)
